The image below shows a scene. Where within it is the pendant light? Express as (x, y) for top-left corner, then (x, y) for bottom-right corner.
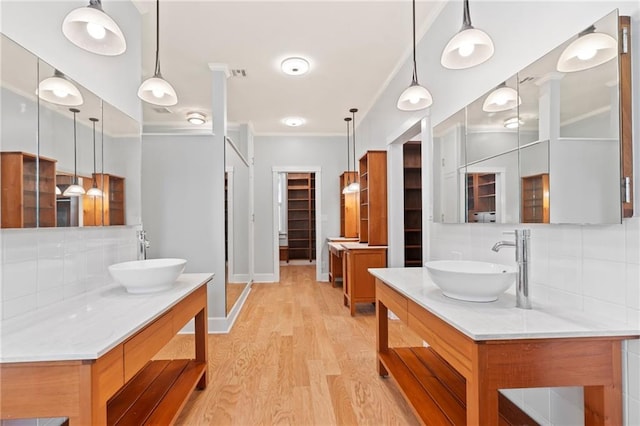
(346, 108), (360, 193)
(482, 82), (520, 112)
(557, 25), (617, 73)
(138, 0), (178, 106)
(86, 117), (103, 197)
(441, 0), (494, 69)
(38, 70), (84, 106)
(63, 108), (86, 197)
(397, 0), (433, 111)
(62, 0), (126, 56)
(342, 117), (353, 195)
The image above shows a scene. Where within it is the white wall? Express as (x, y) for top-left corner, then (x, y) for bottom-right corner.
(355, 1), (640, 424)
(253, 134), (346, 281)
(141, 134), (226, 318)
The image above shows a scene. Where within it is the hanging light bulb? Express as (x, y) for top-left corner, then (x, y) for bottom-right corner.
(86, 117), (103, 197)
(482, 82), (520, 112)
(441, 0), (494, 69)
(138, 0), (178, 106)
(557, 25), (617, 72)
(38, 70), (84, 106)
(397, 0), (433, 111)
(346, 108), (361, 193)
(342, 117), (353, 195)
(63, 108), (86, 197)
(62, 0), (126, 56)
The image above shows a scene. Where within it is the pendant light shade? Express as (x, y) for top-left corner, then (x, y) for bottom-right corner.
(342, 117), (353, 195)
(63, 108), (86, 197)
(346, 108), (360, 193)
(397, 0), (432, 112)
(482, 82), (520, 112)
(557, 26), (616, 73)
(38, 70), (84, 106)
(62, 0), (126, 56)
(138, 0), (178, 106)
(87, 117), (103, 198)
(441, 0), (494, 70)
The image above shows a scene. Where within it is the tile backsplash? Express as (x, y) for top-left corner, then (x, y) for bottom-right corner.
(0, 226), (138, 320)
(430, 216), (640, 425)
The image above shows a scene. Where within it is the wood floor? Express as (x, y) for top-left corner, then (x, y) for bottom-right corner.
(156, 265), (423, 425)
(225, 282), (246, 314)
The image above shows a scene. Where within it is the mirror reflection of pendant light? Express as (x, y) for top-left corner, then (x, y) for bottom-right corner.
(345, 108), (361, 193)
(38, 70), (84, 106)
(441, 0), (494, 69)
(341, 117), (353, 195)
(138, 0), (178, 106)
(482, 82), (520, 112)
(86, 117), (103, 197)
(63, 108), (86, 197)
(397, 0), (433, 111)
(62, 0), (126, 56)
(556, 25), (617, 72)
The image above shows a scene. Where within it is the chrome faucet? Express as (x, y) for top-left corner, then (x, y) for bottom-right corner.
(137, 230), (150, 260)
(492, 229), (531, 309)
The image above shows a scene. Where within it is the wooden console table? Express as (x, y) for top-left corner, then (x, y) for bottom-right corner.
(342, 242), (386, 316)
(371, 268), (639, 426)
(327, 237), (359, 287)
(1, 274), (211, 425)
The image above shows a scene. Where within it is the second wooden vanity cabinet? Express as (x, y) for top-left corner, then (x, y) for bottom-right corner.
(359, 151), (387, 245)
(342, 242), (386, 316)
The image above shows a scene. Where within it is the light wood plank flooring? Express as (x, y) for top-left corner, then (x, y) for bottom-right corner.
(157, 265), (422, 425)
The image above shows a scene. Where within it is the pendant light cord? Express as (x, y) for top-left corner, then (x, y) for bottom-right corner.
(72, 109), (78, 184)
(462, 0), (472, 29)
(411, 0), (418, 84)
(154, 0), (162, 77)
(350, 108), (358, 176)
(344, 118), (351, 185)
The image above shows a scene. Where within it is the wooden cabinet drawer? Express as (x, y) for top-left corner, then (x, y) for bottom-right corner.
(123, 311), (174, 382)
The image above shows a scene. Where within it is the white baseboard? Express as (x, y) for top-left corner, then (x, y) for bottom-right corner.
(253, 273), (277, 283)
(229, 273), (250, 283)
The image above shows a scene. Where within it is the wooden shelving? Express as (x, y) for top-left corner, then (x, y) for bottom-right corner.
(82, 174), (125, 226)
(466, 173), (496, 223)
(403, 143), (422, 267)
(287, 173), (316, 261)
(359, 151), (387, 246)
(521, 173), (549, 223)
(1, 151), (56, 228)
(339, 171), (359, 238)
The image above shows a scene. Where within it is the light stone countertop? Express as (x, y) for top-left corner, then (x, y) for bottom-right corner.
(341, 242), (387, 250)
(369, 267), (640, 341)
(0, 273), (213, 363)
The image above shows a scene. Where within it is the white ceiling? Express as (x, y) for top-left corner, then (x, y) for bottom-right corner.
(132, 0), (445, 135)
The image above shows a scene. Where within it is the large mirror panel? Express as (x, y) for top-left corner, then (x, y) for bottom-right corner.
(433, 9), (624, 225)
(433, 110), (466, 224)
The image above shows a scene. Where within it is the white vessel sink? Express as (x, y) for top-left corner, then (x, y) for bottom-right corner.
(108, 258), (187, 294)
(424, 260), (516, 302)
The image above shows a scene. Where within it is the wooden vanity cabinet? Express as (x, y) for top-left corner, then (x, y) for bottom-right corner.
(1, 152), (56, 228)
(342, 244), (386, 316)
(339, 171), (359, 238)
(359, 151), (387, 245)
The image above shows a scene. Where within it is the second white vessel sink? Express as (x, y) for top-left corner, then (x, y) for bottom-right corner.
(424, 260), (516, 302)
(108, 258), (187, 294)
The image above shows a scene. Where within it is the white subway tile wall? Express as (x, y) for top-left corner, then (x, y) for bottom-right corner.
(0, 227), (138, 320)
(430, 217), (640, 425)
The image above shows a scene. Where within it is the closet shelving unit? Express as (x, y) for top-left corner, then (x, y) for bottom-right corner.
(403, 142), (422, 267)
(287, 173), (316, 261)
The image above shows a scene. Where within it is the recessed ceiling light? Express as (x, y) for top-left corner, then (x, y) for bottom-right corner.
(187, 112), (206, 125)
(283, 117), (305, 127)
(281, 57), (310, 76)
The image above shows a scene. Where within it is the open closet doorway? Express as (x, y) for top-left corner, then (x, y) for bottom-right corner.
(272, 167), (323, 282)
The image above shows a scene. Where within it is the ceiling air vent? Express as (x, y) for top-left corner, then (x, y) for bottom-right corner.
(519, 76), (535, 84)
(152, 106), (172, 114)
(231, 69), (247, 78)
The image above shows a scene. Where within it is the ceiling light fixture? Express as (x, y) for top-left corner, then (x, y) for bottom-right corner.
(441, 0), (494, 69)
(342, 117), (353, 195)
(503, 117), (523, 129)
(281, 57), (310, 76)
(482, 82), (520, 112)
(187, 112), (206, 125)
(63, 108), (86, 197)
(397, 0), (433, 111)
(283, 117), (305, 127)
(138, 0), (178, 106)
(62, 0), (126, 56)
(38, 70), (84, 106)
(345, 108), (360, 193)
(556, 25), (617, 73)
(86, 117), (103, 197)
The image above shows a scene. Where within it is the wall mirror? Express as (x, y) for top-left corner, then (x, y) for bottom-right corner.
(0, 33), (141, 229)
(433, 9), (629, 225)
